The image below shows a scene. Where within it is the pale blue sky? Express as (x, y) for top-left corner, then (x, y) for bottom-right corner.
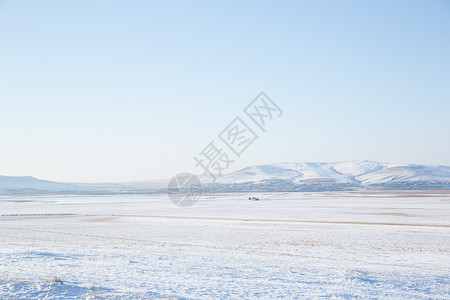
(0, 0), (449, 182)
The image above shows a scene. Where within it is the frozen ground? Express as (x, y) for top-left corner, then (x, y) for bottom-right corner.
(0, 192), (449, 299)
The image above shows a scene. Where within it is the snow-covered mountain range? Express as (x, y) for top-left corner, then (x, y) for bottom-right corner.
(1, 161), (449, 195)
(203, 161), (450, 192)
(0, 175), (97, 195)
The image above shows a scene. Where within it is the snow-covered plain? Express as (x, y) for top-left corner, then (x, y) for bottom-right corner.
(1, 192), (449, 299)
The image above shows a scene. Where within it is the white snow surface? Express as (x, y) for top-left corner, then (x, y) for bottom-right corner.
(1, 192), (449, 299)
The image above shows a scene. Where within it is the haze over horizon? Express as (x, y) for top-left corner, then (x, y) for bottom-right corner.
(1, 0), (449, 182)
(1, 159), (450, 185)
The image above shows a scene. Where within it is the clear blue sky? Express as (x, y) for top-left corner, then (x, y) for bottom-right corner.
(0, 0), (449, 182)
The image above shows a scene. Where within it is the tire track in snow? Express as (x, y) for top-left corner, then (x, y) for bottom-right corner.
(1, 213), (449, 228)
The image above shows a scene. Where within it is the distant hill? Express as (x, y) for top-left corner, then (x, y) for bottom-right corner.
(1, 161), (449, 195)
(0, 175), (95, 195)
(201, 160), (450, 192)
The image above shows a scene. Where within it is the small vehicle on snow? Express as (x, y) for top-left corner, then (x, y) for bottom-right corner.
(248, 197), (259, 201)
